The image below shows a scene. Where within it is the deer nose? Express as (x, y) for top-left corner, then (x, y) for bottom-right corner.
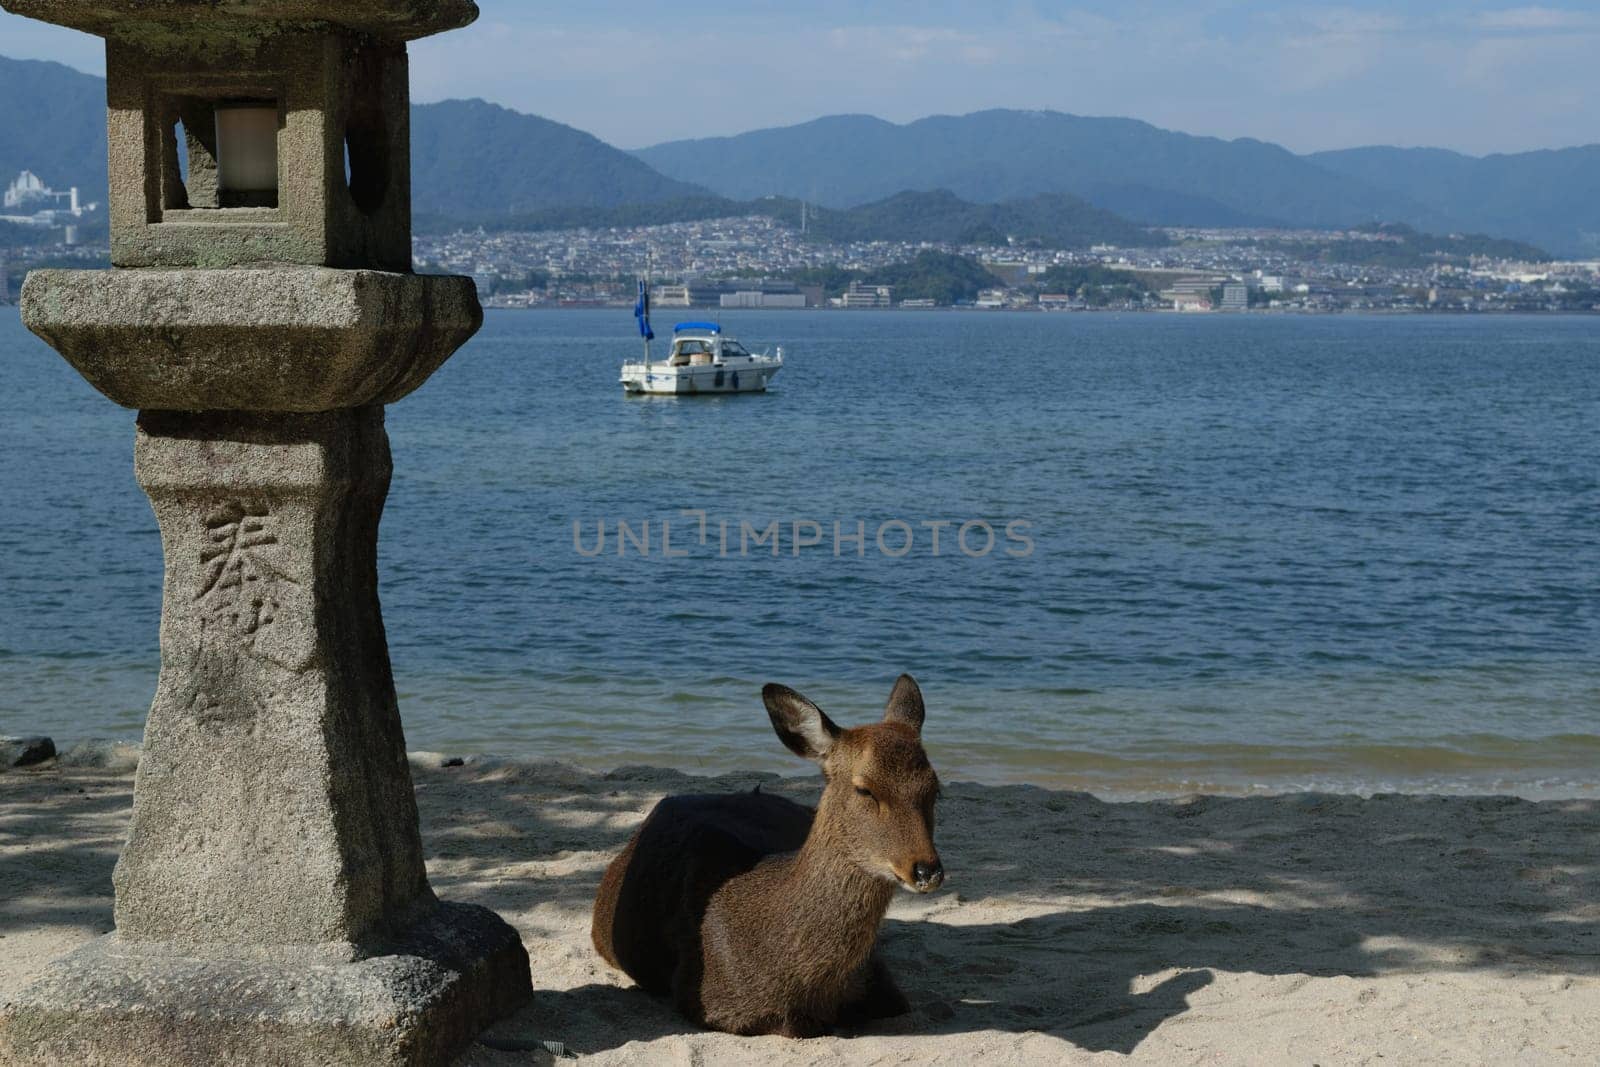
(912, 860), (944, 891)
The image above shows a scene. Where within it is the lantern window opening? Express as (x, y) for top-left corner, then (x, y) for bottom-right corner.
(155, 91), (283, 219)
(343, 103), (391, 218)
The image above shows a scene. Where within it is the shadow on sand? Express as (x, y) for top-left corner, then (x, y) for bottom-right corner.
(0, 769), (130, 941)
(6, 766), (1596, 1059)
(423, 769), (1600, 1058)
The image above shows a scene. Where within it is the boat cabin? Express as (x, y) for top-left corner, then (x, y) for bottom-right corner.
(666, 323), (754, 367)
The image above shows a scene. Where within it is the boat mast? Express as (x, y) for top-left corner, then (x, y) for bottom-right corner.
(635, 257), (655, 383)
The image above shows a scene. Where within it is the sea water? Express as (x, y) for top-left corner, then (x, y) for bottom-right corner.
(2, 307), (1596, 797)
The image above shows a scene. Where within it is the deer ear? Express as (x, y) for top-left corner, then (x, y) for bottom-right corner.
(763, 684), (840, 762)
(883, 674), (925, 734)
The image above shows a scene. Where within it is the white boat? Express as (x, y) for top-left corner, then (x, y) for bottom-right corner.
(621, 284), (782, 395)
(621, 323), (783, 395)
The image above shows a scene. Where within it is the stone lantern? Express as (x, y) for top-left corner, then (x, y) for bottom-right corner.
(0, 3), (531, 1064)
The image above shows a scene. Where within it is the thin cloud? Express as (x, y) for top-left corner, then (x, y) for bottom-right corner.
(824, 26), (1012, 67)
(1476, 6), (1600, 32)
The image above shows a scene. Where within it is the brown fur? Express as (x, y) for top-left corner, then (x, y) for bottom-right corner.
(591, 675), (943, 1037)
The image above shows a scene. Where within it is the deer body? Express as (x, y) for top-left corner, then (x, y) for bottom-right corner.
(591, 676), (943, 1037)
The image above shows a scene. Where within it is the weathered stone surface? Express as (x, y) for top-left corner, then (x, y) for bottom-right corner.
(92, 28), (418, 270)
(0, 0), (478, 42)
(0, 901), (531, 1067)
(112, 406), (437, 950)
(21, 268), (481, 411)
(0, 736), (56, 767)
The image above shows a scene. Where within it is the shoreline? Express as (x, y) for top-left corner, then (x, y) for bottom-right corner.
(7, 737), (1599, 803)
(10, 302), (1598, 318)
(475, 303), (1600, 317)
(3, 758), (1596, 1064)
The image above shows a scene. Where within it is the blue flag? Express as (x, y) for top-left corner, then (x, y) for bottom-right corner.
(635, 280), (655, 341)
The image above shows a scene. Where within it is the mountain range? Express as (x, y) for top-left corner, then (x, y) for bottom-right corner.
(3, 54), (1593, 256)
(638, 112), (1397, 229)
(637, 111), (1600, 257)
(1306, 145), (1600, 259)
(411, 99), (705, 216)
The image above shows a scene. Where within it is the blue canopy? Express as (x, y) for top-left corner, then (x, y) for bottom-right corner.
(634, 281), (654, 342)
(674, 321), (721, 334)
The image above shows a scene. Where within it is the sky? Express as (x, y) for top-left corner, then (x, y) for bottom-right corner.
(1, 1), (1594, 155)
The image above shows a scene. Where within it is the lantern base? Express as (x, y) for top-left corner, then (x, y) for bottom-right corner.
(0, 902), (531, 1067)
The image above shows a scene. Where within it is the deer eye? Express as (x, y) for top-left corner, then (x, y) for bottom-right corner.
(854, 785), (874, 800)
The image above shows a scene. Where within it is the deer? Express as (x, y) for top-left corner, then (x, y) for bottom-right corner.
(591, 674), (944, 1038)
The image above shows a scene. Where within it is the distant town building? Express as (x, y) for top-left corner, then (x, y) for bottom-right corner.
(650, 284), (691, 307)
(1165, 277), (1217, 296)
(1169, 292), (1212, 312)
(686, 283), (728, 307)
(3, 170), (49, 209)
(3, 170), (85, 220)
(671, 278), (809, 308)
(975, 288), (1008, 309)
(842, 281), (894, 308)
(898, 298), (938, 309)
(721, 290), (805, 309)
(1221, 283), (1249, 311)
(1159, 275), (1221, 312)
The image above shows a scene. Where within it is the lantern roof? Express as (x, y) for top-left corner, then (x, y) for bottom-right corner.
(0, 0), (478, 41)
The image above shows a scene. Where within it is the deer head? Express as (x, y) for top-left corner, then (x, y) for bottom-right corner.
(762, 674), (944, 893)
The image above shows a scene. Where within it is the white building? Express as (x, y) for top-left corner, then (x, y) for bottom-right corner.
(721, 290), (805, 309)
(842, 281), (893, 309)
(2, 170), (91, 226)
(3, 170), (47, 209)
(651, 284), (691, 307)
(4, 170), (82, 213)
(1170, 292), (1212, 313)
(1160, 276), (1220, 312)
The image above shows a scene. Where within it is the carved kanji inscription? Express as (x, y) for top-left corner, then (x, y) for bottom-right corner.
(197, 500), (298, 651)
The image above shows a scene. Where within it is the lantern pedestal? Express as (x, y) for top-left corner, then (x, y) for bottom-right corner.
(0, 903), (528, 1066)
(0, 407), (532, 1065)
(122, 408), (426, 947)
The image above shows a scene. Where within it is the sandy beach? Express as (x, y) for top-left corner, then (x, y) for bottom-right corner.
(2, 756), (1596, 1065)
